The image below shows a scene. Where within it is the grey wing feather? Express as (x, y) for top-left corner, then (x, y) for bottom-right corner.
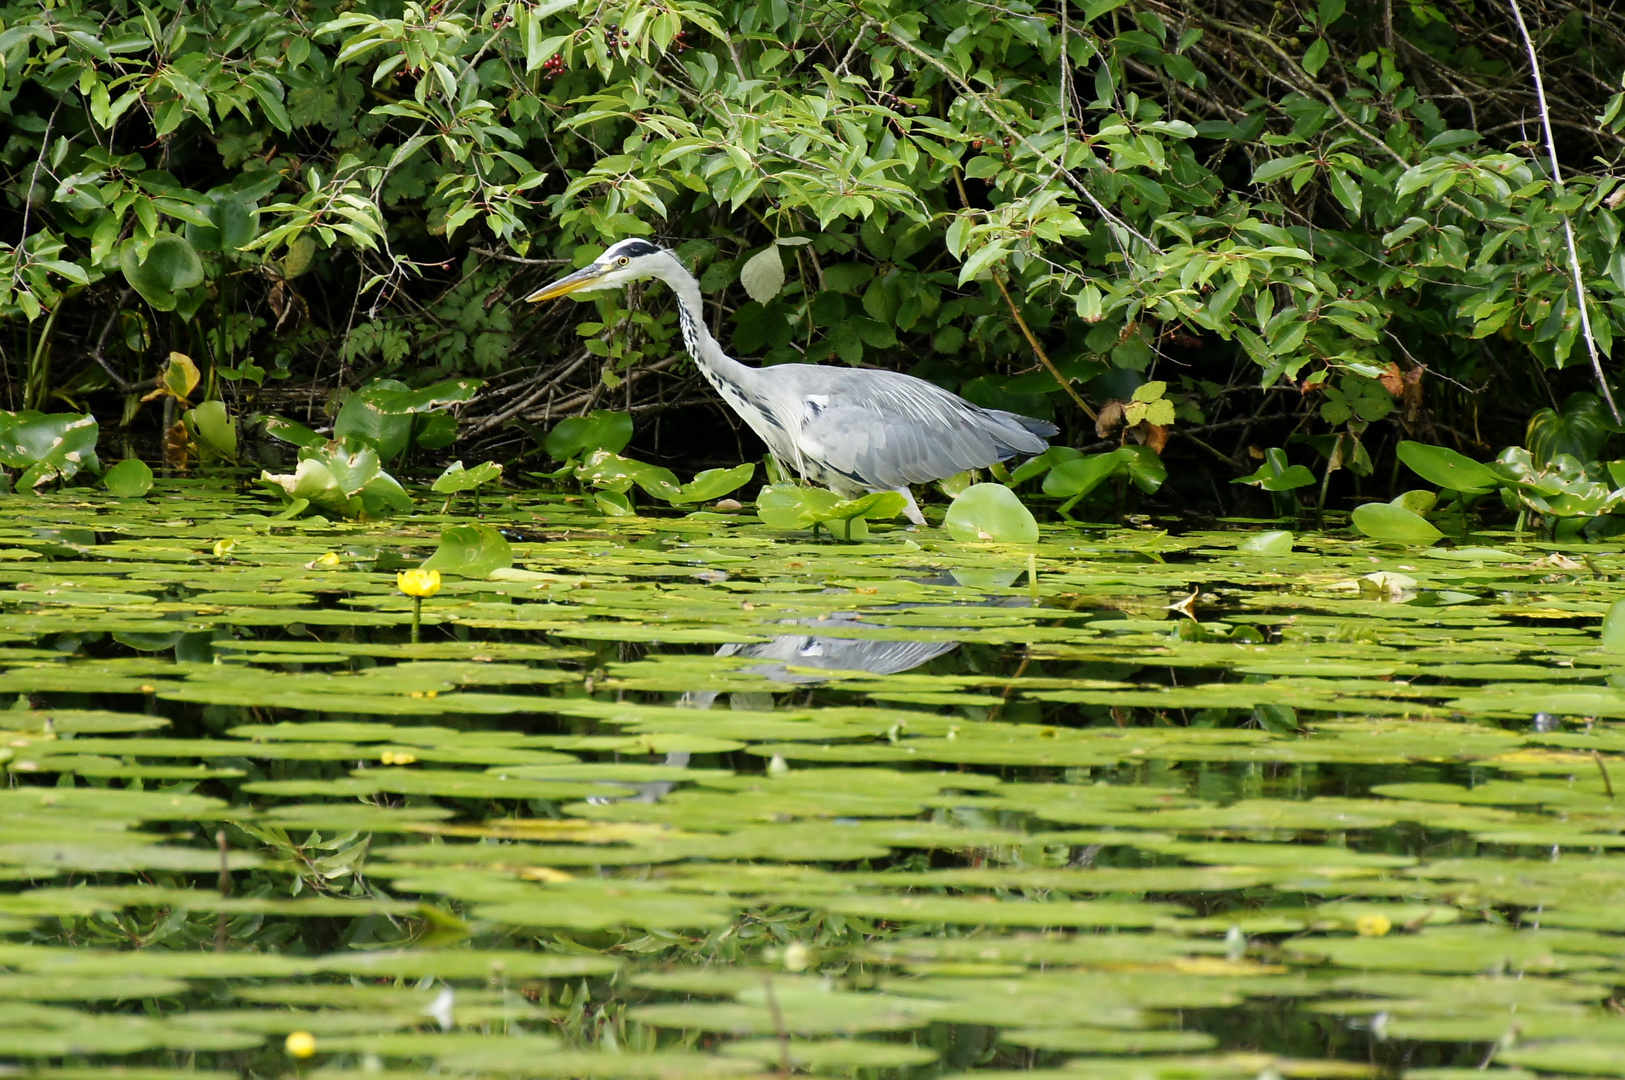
(781, 368), (1052, 489)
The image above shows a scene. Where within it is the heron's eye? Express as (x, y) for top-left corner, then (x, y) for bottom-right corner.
(616, 256), (630, 267)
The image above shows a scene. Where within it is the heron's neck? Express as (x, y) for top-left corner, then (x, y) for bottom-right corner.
(655, 261), (756, 393)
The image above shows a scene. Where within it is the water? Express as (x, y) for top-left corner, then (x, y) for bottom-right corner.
(0, 483), (1620, 1079)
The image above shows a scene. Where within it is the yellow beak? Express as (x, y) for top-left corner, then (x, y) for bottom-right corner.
(523, 263), (609, 303)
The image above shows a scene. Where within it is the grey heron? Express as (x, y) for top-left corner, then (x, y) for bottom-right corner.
(525, 238), (1058, 524)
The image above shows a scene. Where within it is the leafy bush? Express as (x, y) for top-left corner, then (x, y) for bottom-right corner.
(2, 0), (1623, 520)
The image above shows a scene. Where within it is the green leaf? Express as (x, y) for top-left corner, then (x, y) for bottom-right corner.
(944, 484), (1039, 543)
(184, 400), (238, 461)
(420, 524), (514, 578)
(0, 412), (100, 486)
(669, 463), (755, 504)
(807, 491), (908, 523)
(1396, 441), (1501, 493)
(1238, 530), (1293, 555)
(1350, 502), (1444, 544)
(1328, 168), (1362, 216)
(756, 485), (845, 530)
(545, 411), (634, 460)
(958, 242), (1011, 285)
(1233, 461), (1317, 491)
(1601, 599), (1625, 653)
(1302, 37), (1330, 76)
(1044, 450), (1130, 500)
(119, 234), (204, 312)
(1252, 154), (1310, 185)
(260, 417), (324, 448)
(576, 451), (681, 501)
(739, 247), (785, 304)
(102, 459), (154, 497)
(431, 460), (503, 494)
(1527, 393), (1614, 467)
(324, 439), (384, 495)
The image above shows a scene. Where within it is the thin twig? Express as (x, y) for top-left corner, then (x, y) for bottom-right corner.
(1506, 0), (1622, 423)
(991, 272), (1096, 420)
(214, 828), (232, 952)
(471, 247), (571, 266)
(1595, 750), (1616, 801)
(761, 974), (792, 1077)
(88, 288), (139, 393)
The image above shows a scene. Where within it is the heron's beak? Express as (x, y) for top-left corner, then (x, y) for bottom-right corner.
(523, 262), (609, 303)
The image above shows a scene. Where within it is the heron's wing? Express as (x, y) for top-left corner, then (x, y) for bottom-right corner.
(778, 368), (1051, 490)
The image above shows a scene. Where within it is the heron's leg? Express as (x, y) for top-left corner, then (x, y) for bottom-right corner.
(896, 488), (926, 526)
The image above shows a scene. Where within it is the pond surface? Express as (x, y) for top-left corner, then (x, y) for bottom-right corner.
(2, 484), (1623, 1080)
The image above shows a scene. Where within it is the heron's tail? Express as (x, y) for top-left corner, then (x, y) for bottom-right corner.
(1010, 413), (1059, 439)
(987, 408), (1058, 445)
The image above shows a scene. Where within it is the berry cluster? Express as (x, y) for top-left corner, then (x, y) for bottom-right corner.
(542, 53), (566, 78)
(880, 92), (918, 114)
(672, 28), (689, 53)
(604, 22), (631, 49)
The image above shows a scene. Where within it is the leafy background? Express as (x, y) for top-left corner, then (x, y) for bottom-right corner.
(3, 0), (1624, 515)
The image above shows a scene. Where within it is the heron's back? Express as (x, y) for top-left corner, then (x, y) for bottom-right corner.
(753, 363), (1055, 491)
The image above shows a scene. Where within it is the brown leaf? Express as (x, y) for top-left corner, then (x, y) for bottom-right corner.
(1607, 184), (1625, 211)
(268, 278), (308, 334)
(1143, 423), (1170, 454)
(1094, 399), (1126, 440)
(1401, 366), (1425, 422)
(163, 421), (191, 468)
(1378, 361), (1404, 397)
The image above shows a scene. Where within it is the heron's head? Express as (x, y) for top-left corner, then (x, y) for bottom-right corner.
(523, 238), (679, 303)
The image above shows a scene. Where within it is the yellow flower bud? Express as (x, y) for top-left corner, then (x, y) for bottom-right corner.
(397, 569), (442, 598)
(1355, 913), (1392, 937)
(212, 539), (238, 558)
(285, 1031), (317, 1058)
(315, 552), (342, 567)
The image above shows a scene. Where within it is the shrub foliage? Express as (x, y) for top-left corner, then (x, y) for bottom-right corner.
(2, 0), (1623, 506)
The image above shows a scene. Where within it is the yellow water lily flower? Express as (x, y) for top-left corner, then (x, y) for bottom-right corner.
(285, 1031), (317, 1058)
(397, 569), (442, 597)
(1355, 914), (1392, 937)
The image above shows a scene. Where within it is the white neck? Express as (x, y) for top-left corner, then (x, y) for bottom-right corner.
(648, 253), (757, 394)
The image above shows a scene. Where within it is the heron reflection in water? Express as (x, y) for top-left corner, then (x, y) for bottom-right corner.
(600, 621), (959, 804)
